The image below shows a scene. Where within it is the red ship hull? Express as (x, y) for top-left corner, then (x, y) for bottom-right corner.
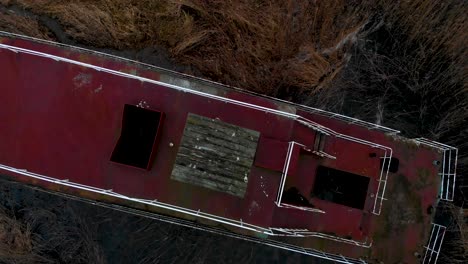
(0, 32), (457, 263)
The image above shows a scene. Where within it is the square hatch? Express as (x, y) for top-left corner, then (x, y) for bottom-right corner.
(111, 104), (163, 170)
(312, 166), (370, 209)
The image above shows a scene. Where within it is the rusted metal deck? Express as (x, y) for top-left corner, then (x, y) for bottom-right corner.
(0, 32), (457, 263)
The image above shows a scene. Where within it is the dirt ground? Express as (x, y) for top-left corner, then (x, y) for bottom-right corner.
(0, 0), (467, 263)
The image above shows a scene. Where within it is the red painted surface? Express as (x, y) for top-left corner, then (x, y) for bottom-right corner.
(0, 35), (444, 263)
(254, 137), (289, 172)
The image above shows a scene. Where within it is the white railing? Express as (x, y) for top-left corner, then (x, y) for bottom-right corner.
(302, 107), (400, 135)
(0, 43), (396, 137)
(372, 149), (392, 215)
(423, 223), (446, 264)
(0, 165), (369, 264)
(0, 30), (399, 140)
(0, 163), (273, 234)
(100, 201), (369, 264)
(275, 141), (326, 213)
(0, 30), (398, 138)
(276, 142), (296, 205)
(276, 203), (325, 213)
(0, 163), (370, 249)
(272, 132), (391, 216)
(413, 138), (458, 201)
(269, 228), (372, 247)
(298, 116), (393, 215)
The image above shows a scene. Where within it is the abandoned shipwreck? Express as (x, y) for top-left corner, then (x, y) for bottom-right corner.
(0, 32), (458, 263)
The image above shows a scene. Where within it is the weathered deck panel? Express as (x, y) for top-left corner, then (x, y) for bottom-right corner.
(171, 113), (260, 197)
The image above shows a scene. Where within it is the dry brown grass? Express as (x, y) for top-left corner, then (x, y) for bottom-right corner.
(4, 0), (463, 103)
(0, 207), (40, 264)
(151, 0), (370, 97)
(1, 0), (465, 97)
(1, 0), (372, 97)
(0, 10), (53, 40)
(0, 203), (106, 264)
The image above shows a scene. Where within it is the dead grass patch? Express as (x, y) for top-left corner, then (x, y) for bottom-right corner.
(2, 0), (371, 97)
(0, 207), (39, 264)
(154, 0), (370, 97)
(438, 203), (468, 263)
(0, 202), (105, 264)
(0, 10), (53, 40)
(2, 0), (465, 99)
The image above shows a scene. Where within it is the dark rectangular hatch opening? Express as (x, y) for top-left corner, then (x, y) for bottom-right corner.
(312, 166), (370, 209)
(111, 104), (163, 170)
